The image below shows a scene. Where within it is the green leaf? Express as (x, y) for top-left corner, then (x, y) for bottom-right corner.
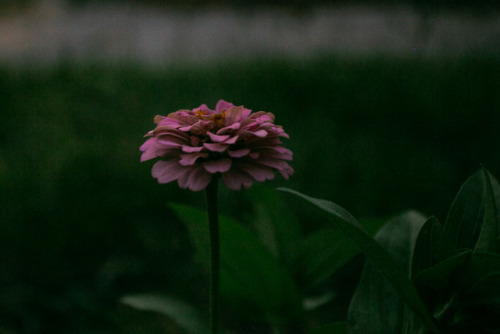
(278, 188), (441, 334)
(434, 253), (500, 332)
(444, 170), (486, 251)
(466, 272), (500, 306)
(452, 253), (500, 306)
(170, 203), (302, 322)
(487, 171), (500, 233)
(347, 211), (426, 334)
(120, 294), (208, 334)
(297, 228), (360, 289)
(413, 250), (471, 291)
(247, 185), (302, 266)
(298, 218), (386, 289)
(474, 170), (500, 254)
(309, 322), (347, 334)
(411, 217), (454, 278)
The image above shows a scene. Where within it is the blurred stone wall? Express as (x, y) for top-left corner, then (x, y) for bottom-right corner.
(0, 0), (498, 65)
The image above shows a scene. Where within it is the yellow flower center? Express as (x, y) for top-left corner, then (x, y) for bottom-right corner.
(195, 109), (226, 129)
(194, 110), (208, 118)
(212, 111), (226, 128)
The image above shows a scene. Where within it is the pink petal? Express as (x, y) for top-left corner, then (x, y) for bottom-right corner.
(242, 121), (259, 130)
(156, 131), (190, 142)
(238, 162), (275, 182)
(139, 138), (156, 152)
(176, 168), (192, 189)
(238, 129), (268, 139)
(204, 143), (228, 152)
(217, 122), (241, 134)
(223, 135), (239, 144)
(246, 136), (282, 147)
(189, 120), (212, 135)
(254, 159), (288, 170)
(215, 100), (234, 112)
(254, 114), (274, 123)
(221, 168), (253, 191)
(194, 104), (211, 112)
(179, 152), (208, 166)
(203, 159), (232, 173)
(272, 146), (293, 155)
(141, 148), (172, 162)
(168, 111), (198, 124)
(140, 139), (180, 161)
(252, 129), (268, 137)
(207, 132), (231, 143)
(181, 167), (213, 191)
(181, 145), (205, 153)
(225, 105), (253, 125)
(140, 149), (157, 162)
(278, 164), (294, 180)
(156, 134), (189, 148)
(256, 148), (293, 161)
(250, 111), (274, 122)
(152, 160), (188, 184)
(153, 125), (177, 133)
(228, 148), (251, 158)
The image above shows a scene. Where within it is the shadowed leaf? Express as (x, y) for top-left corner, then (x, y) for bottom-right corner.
(170, 203), (302, 322)
(247, 185), (301, 266)
(297, 228), (360, 289)
(278, 188), (441, 334)
(121, 294), (207, 334)
(309, 322), (347, 334)
(413, 250), (471, 291)
(453, 253), (500, 306)
(444, 171), (486, 251)
(474, 170), (500, 254)
(348, 211), (426, 334)
(411, 217), (454, 278)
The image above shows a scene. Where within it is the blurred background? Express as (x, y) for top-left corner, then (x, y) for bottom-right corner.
(0, 0), (499, 333)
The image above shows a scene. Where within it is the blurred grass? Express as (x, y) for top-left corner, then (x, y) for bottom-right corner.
(0, 55), (499, 333)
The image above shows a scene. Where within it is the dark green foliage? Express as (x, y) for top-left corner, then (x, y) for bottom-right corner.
(411, 217), (454, 278)
(279, 189), (440, 333)
(284, 168), (500, 333)
(347, 212), (426, 334)
(169, 202), (303, 325)
(1, 57), (499, 333)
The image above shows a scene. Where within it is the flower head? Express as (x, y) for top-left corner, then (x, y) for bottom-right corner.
(140, 100), (293, 191)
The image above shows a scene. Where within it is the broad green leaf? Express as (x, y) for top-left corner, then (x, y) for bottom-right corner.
(309, 322), (347, 334)
(444, 171), (486, 251)
(411, 217), (454, 278)
(413, 250), (471, 291)
(436, 253), (500, 332)
(120, 294), (207, 334)
(247, 185), (301, 266)
(348, 211), (426, 334)
(297, 228), (360, 289)
(465, 272), (500, 306)
(170, 203), (302, 322)
(475, 170), (500, 254)
(298, 218), (386, 289)
(278, 188), (441, 334)
(488, 171), (500, 232)
(452, 253), (500, 306)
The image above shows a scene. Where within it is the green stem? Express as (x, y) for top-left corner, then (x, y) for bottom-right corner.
(206, 178), (220, 334)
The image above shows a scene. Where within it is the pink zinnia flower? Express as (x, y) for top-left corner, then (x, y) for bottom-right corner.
(140, 100), (293, 191)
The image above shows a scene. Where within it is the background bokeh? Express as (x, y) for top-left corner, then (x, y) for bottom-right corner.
(0, 0), (499, 333)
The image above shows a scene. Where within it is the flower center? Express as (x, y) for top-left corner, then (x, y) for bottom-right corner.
(194, 109), (208, 118)
(195, 109), (226, 129)
(211, 111), (226, 129)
